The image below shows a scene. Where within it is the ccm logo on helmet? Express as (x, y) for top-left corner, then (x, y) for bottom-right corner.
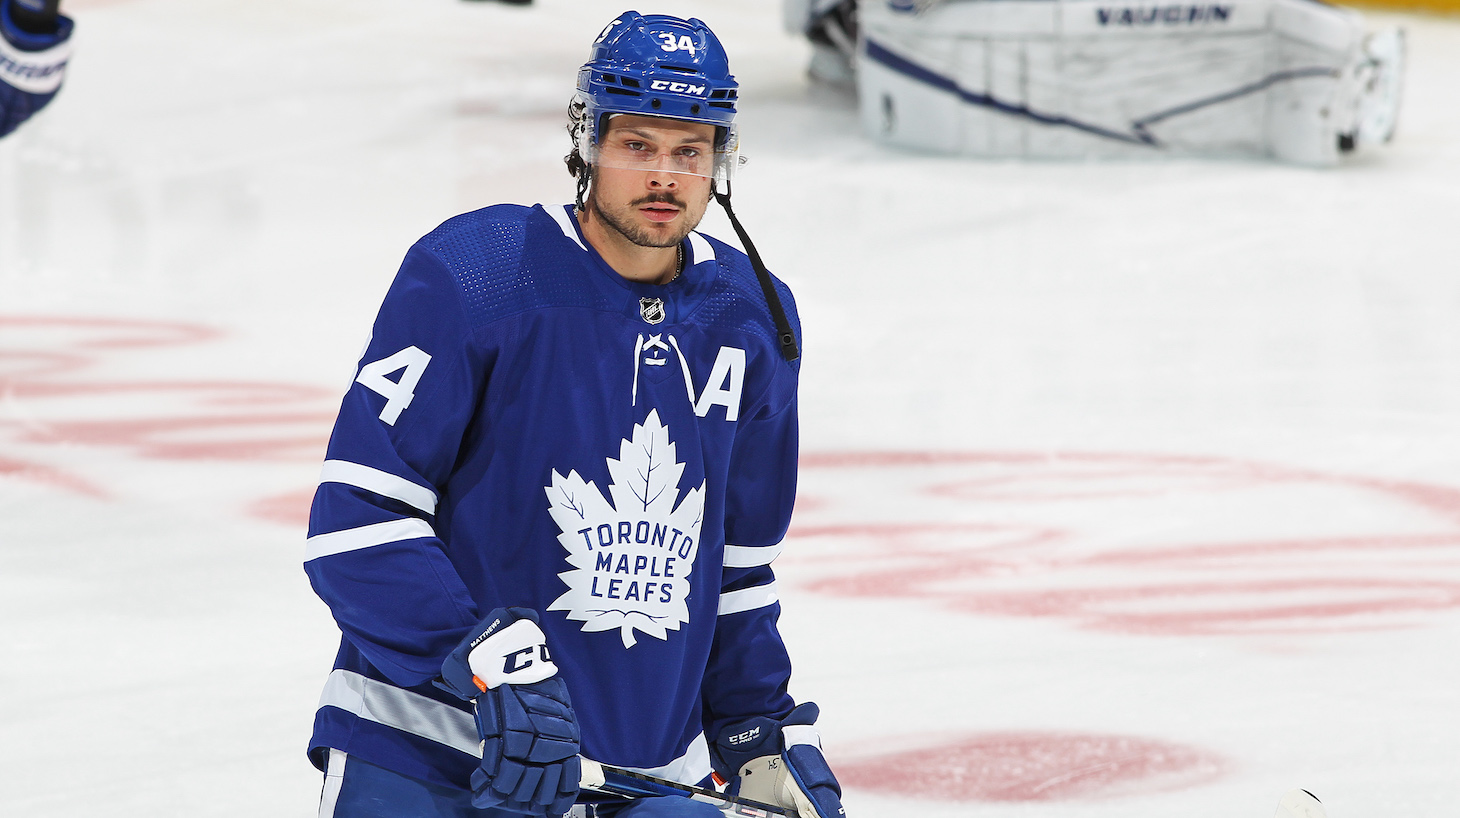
(650, 79), (707, 95)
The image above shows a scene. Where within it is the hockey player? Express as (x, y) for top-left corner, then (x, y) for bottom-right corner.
(304, 11), (845, 818)
(0, 0), (72, 138)
(786, 0), (1404, 166)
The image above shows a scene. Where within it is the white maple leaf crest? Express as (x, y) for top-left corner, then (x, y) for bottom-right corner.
(545, 410), (705, 648)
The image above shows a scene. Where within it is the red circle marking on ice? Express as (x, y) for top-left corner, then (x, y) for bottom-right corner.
(1, 316), (336, 482)
(0, 455), (110, 499)
(836, 732), (1227, 802)
(249, 488), (316, 527)
(787, 450), (1460, 636)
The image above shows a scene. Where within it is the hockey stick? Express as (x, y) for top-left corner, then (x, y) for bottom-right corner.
(584, 759), (1321, 818)
(580, 758), (790, 817)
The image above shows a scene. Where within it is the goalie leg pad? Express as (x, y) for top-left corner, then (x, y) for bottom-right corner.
(855, 0), (1402, 165)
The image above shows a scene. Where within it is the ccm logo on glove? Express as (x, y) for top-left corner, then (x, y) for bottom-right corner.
(727, 726), (762, 746)
(467, 618), (559, 690)
(504, 643), (553, 674)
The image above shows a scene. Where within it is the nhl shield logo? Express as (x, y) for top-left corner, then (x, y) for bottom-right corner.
(639, 297), (666, 325)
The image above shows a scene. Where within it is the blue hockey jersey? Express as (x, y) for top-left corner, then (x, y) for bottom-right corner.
(304, 203), (801, 792)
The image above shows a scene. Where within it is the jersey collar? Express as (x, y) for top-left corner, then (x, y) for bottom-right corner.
(543, 204), (718, 326)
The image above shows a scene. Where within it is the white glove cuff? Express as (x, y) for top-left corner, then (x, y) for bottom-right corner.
(782, 724), (822, 750)
(468, 618), (559, 689)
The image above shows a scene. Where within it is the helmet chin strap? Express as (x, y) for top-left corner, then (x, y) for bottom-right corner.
(713, 180), (800, 363)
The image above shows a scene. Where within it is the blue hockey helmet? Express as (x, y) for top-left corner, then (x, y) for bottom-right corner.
(571, 11), (742, 182)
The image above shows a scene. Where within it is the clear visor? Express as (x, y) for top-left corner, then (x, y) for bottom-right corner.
(580, 114), (745, 183)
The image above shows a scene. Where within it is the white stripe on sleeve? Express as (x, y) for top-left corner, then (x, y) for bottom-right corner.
(718, 582), (779, 616)
(624, 732), (712, 786)
(304, 518), (436, 562)
(723, 543), (784, 568)
(316, 671), (713, 784)
(317, 670), (480, 757)
(320, 460), (438, 514)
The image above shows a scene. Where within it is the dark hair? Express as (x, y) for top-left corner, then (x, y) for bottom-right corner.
(566, 98), (592, 210)
(565, 149), (587, 179)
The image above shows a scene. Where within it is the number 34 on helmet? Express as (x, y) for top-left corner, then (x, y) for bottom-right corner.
(571, 11), (744, 184)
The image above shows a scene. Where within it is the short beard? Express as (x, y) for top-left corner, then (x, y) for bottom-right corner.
(587, 190), (696, 249)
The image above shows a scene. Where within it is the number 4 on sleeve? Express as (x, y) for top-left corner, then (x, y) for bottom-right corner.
(356, 346), (432, 425)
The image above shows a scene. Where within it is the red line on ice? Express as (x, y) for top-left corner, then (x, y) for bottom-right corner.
(791, 450), (1460, 636)
(835, 731), (1227, 802)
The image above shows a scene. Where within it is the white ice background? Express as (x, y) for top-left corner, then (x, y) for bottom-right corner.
(2, 1), (1458, 816)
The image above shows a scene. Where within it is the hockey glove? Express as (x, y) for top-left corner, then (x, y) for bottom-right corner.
(711, 703), (845, 818)
(438, 608), (581, 817)
(1, 0), (74, 138)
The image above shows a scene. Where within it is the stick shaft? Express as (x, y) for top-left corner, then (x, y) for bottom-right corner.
(580, 759), (790, 817)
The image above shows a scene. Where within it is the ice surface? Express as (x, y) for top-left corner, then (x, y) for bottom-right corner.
(2, 1), (1458, 816)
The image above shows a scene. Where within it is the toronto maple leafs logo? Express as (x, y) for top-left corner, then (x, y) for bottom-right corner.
(545, 410), (705, 647)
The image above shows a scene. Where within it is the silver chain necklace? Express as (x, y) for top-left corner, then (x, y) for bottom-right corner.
(667, 243), (684, 284)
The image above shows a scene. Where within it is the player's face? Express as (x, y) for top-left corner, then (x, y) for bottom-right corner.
(587, 115), (717, 249)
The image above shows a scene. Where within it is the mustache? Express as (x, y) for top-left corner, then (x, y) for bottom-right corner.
(632, 193), (686, 208)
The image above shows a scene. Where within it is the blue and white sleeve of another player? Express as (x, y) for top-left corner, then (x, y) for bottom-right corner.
(304, 244), (488, 688)
(0, 0), (74, 138)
